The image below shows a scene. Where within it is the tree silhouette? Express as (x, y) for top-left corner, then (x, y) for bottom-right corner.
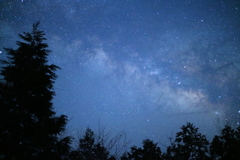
(126, 139), (162, 160)
(95, 122), (131, 159)
(79, 128), (97, 159)
(0, 22), (70, 159)
(164, 122), (210, 160)
(72, 127), (110, 160)
(210, 125), (240, 160)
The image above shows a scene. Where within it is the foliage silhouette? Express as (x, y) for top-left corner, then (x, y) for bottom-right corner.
(0, 22), (71, 159)
(210, 125), (240, 160)
(163, 122), (210, 160)
(123, 139), (162, 160)
(95, 122), (131, 159)
(70, 127), (111, 160)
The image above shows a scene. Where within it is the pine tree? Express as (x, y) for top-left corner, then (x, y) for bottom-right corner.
(79, 128), (96, 159)
(0, 22), (69, 159)
(78, 128), (110, 160)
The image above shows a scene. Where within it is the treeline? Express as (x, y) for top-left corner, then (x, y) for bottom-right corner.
(71, 122), (240, 160)
(0, 22), (240, 160)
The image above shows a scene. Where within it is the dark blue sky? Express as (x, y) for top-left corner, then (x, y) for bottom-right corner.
(1, 0), (240, 148)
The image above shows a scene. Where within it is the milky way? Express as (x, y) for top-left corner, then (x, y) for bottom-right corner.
(1, 0), (240, 148)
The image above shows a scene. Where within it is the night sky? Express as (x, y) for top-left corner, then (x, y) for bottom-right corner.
(1, 0), (240, 149)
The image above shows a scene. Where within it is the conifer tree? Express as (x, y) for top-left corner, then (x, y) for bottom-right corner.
(77, 128), (109, 160)
(0, 22), (69, 159)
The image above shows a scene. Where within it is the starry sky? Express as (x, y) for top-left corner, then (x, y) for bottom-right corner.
(1, 0), (240, 148)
